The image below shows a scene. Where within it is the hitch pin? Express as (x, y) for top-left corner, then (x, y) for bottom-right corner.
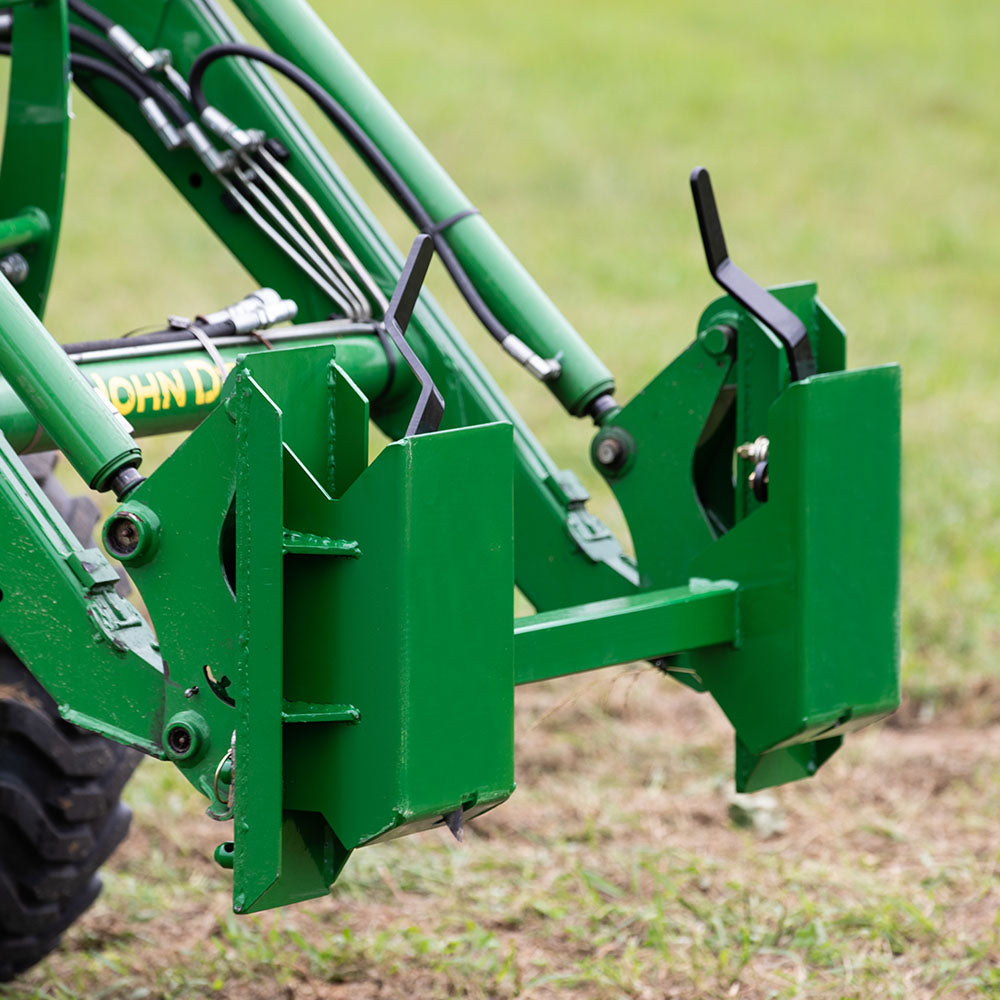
(736, 436), (769, 464)
(737, 436), (770, 502)
(211, 733), (236, 822)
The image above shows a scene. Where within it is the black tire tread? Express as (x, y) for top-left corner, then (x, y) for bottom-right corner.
(0, 454), (140, 981)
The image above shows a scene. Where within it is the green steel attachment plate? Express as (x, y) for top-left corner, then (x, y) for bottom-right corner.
(688, 364), (902, 790)
(122, 344), (515, 913)
(595, 288), (899, 791)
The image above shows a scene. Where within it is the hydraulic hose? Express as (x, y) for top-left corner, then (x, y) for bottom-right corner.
(190, 47), (428, 227)
(68, 23), (192, 125)
(0, 16), (187, 126)
(188, 44), (561, 382)
(66, 320), (239, 357)
(66, 0), (112, 34)
(67, 0), (160, 78)
(0, 44), (148, 105)
(69, 50), (148, 103)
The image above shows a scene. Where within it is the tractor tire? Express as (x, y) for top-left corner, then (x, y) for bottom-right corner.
(0, 453), (140, 981)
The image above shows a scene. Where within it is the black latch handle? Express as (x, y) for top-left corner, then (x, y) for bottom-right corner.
(382, 234), (446, 436)
(690, 167), (816, 381)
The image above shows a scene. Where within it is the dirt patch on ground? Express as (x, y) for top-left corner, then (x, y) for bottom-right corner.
(887, 676), (1000, 729)
(9, 668), (1000, 999)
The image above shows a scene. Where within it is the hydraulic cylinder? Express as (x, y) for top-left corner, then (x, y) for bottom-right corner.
(0, 274), (141, 493)
(234, 0), (616, 417)
(0, 331), (400, 453)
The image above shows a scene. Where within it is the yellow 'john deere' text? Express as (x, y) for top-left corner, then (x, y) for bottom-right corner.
(89, 360), (235, 417)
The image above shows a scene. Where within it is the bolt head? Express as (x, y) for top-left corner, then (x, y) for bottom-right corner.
(103, 502), (161, 565)
(591, 429), (635, 479)
(167, 725), (192, 755)
(0, 253), (29, 286)
(595, 437), (625, 468)
(107, 516), (140, 556)
(699, 323), (734, 358)
(163, 711), (210, 764)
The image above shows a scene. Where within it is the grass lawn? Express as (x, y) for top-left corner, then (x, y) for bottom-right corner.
(5, 0), (1000, 996)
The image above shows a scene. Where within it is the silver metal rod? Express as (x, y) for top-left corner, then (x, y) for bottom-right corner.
(257, 146), (389, 314)
(241, 152), (371, 319)
(162, 62), (192, 101)
(233, 166), (362, 316)
(219, 176), (358, 315)
(64, 321), (376, 364)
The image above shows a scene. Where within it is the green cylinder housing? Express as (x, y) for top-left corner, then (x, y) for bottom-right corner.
(0, 273), (141, 491)
(234, 0), (616, 416)
(0, 332), (401, 454)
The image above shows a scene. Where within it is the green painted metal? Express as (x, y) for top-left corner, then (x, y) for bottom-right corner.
(0, 0), (68, 316)
(591, 289), (899, 789)
(78, 0), (637, 607)
(593, 282), (842, 589)
(233, 0), (615, 417)
(514, 581), (737, 685)
(687, 364), (901, 791)
(282, 702), (360, 724)
(0, 332), (401, 453)
(0, 273), (142, 490)
(0, 433), (165, 755)
(226, 351), (515, 910)
(0, 0), (903, 920)
(591, 332), (733, 589)
(0, 208), (51, 253)
(106, 344), (515, 911)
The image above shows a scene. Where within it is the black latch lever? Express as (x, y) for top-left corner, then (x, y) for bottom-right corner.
(381, 234), (445, 436)
(690, 167), (816, 381)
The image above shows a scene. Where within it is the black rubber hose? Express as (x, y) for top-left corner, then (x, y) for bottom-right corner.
(66, 0), (113, 34)
(0, 15), (189, 123)
(61, 319), (380, 357)
(0, 43), (148, 104)
(63, 320), (237, 357)
(68, 24), (192, 125)
(70, 51), (149, 103)
(189, 45), (429, 224)
(188, 44), (520, 352)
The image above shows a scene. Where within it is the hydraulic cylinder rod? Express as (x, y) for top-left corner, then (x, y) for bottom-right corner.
(233, 0), (616, 418)
(0, 274), (141, 493)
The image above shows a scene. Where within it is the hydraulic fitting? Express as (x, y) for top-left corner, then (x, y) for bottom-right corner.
(180, 122), (232, 175)
(202, 288), (298, 333)
(500, 335), (561, 382)
(138, 97), (183, 150)
(107, 24), (158, 74)
(200, 106), (259, 152)
(161, 62), (192, 101)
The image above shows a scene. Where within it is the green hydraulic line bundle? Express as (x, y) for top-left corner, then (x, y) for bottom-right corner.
(0, 0), (899, 967)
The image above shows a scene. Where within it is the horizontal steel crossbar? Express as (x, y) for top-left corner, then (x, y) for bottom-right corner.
(513, 580), (738, 685)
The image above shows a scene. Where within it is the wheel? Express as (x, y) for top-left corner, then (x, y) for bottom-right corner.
(0, 454), (140, 981)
